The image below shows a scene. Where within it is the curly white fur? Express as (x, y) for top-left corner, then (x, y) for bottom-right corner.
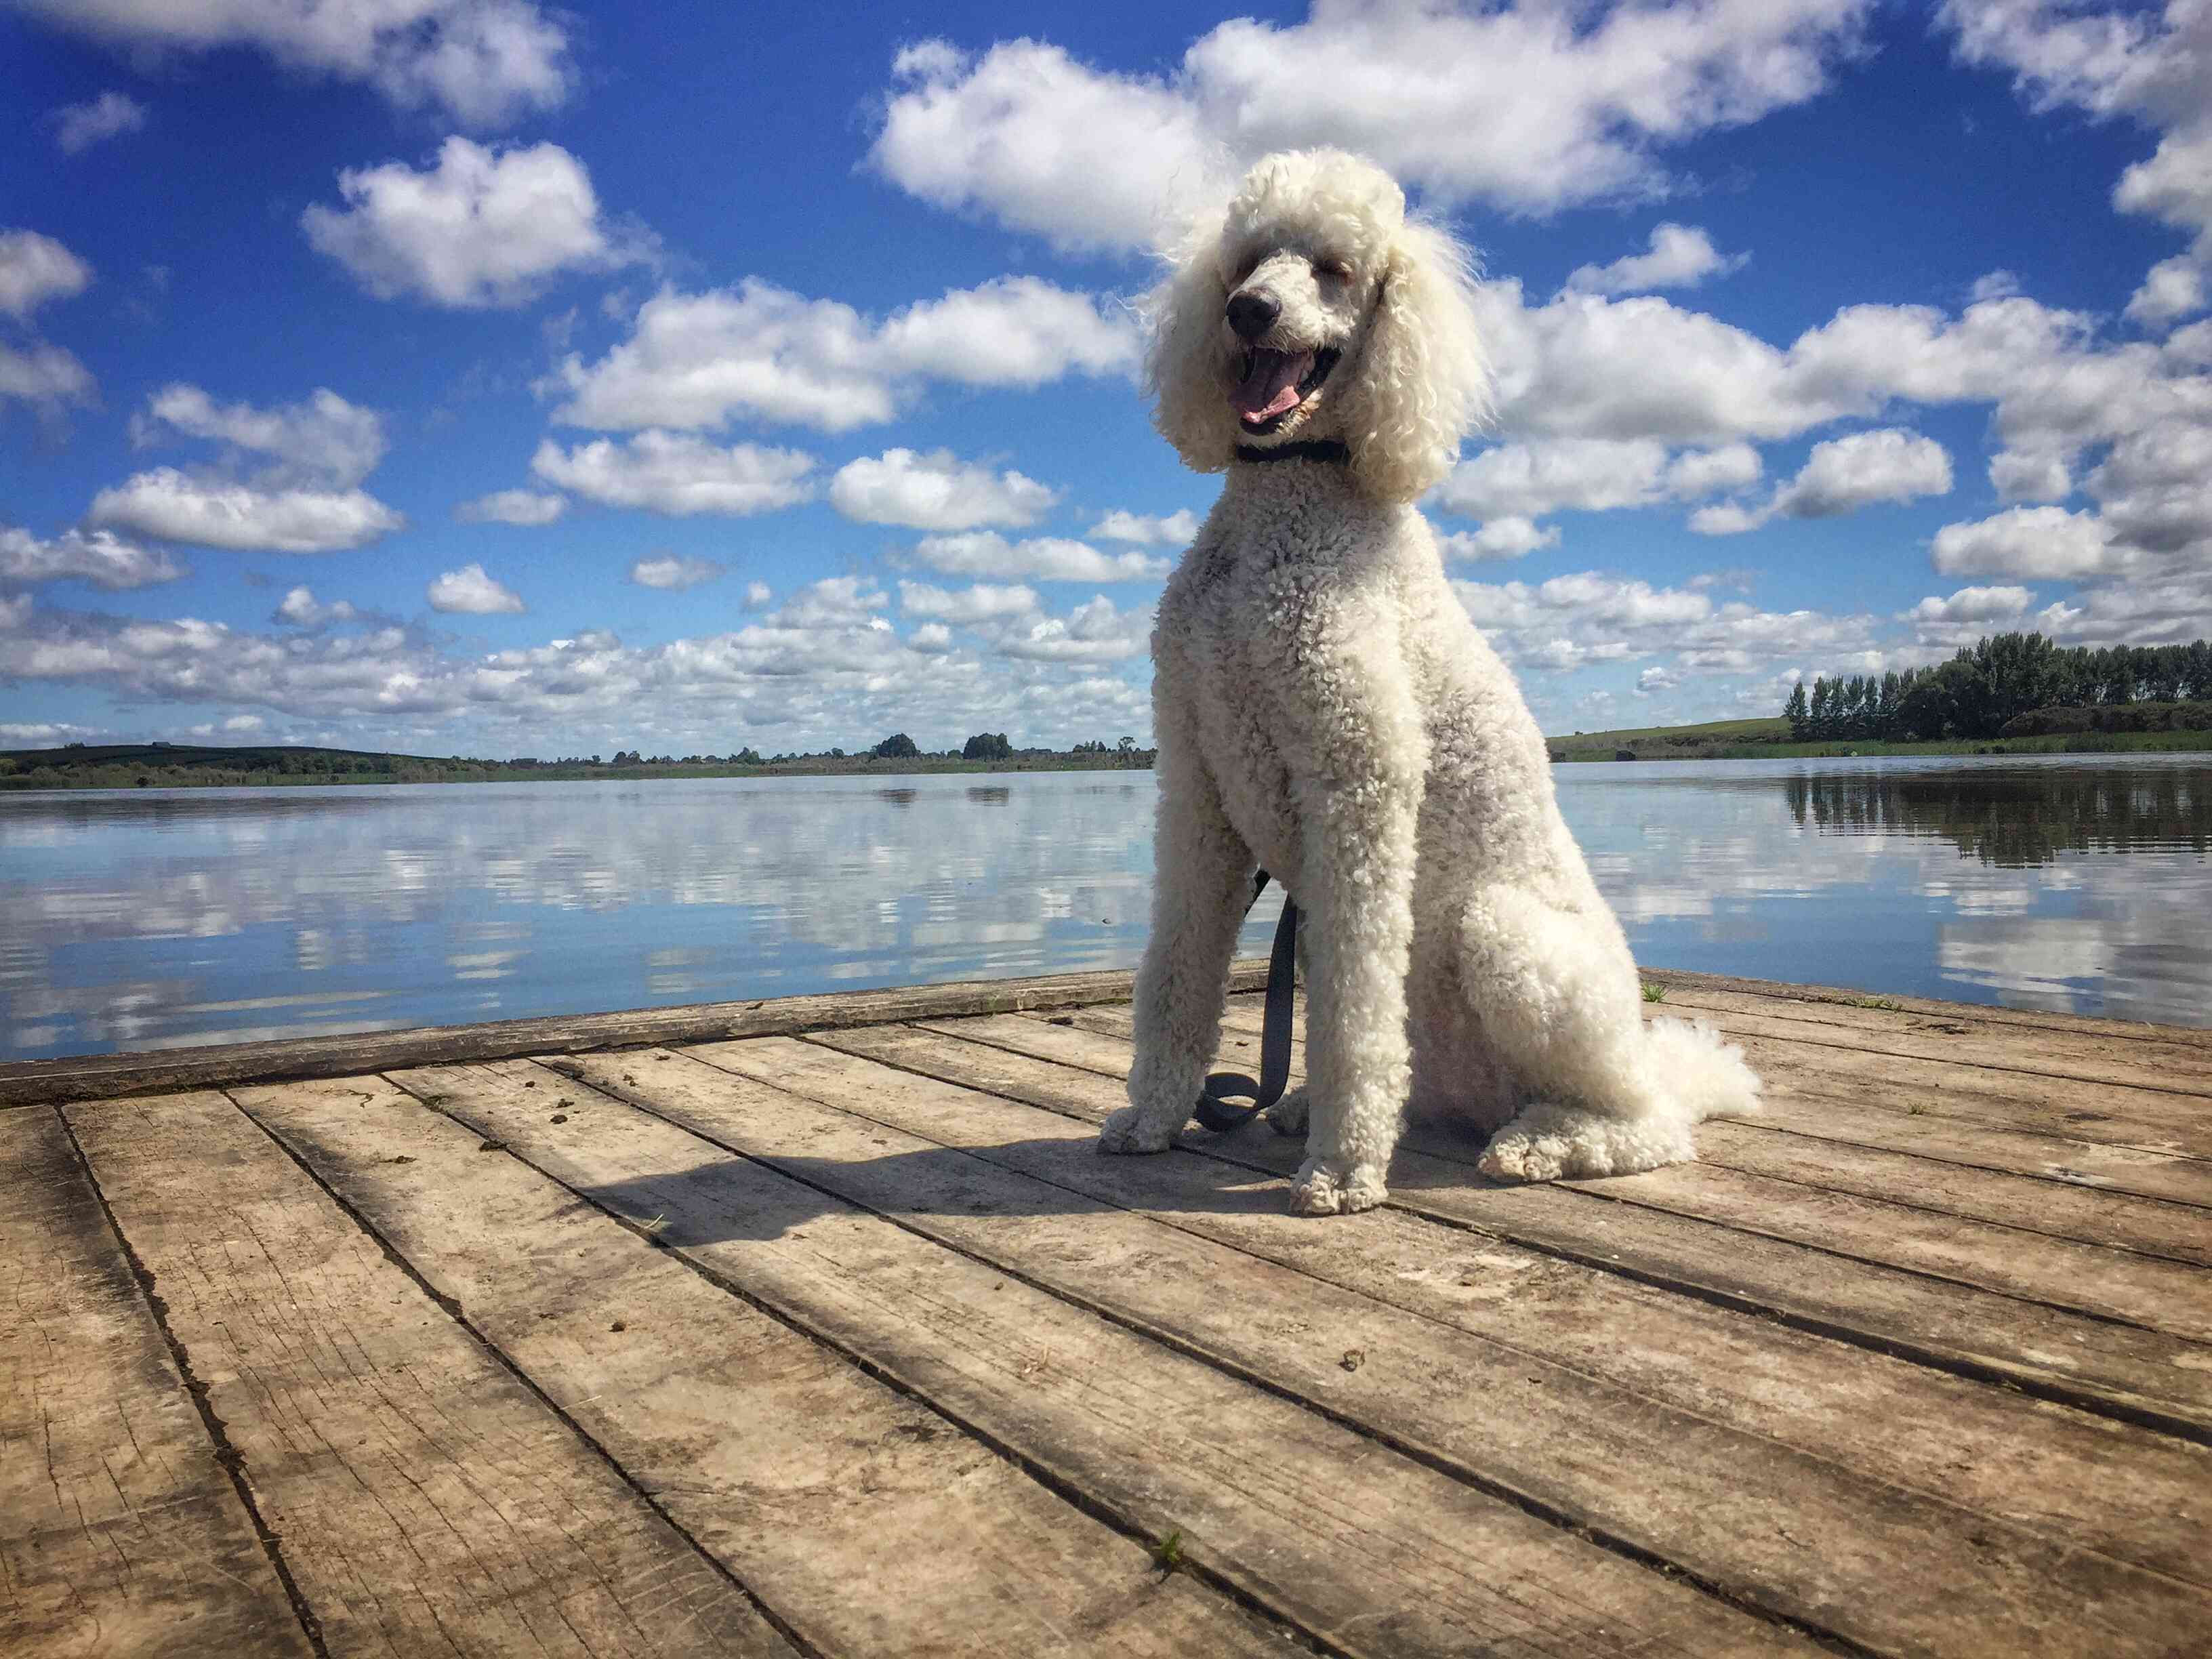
(1103, 150), (1760, 1215)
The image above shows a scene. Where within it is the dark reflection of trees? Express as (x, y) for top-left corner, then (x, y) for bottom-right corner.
(965, 785), (1012, 804)
(1784, 768), (2210, 866)
(0, 792), (400, 830)
(875, 788), (919, 808)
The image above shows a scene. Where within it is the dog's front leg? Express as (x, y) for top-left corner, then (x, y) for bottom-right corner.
(1102, 720), (1252, 1155)
(1284, 639), (1425, 1216)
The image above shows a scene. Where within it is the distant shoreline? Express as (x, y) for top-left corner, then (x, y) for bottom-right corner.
(1544, 716), (2212, 763)
(0, 744), (1160, 792)
(7, 728), (2209, 792)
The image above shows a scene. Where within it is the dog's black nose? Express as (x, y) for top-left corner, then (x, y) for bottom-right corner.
(1226, 289), (1279, 342)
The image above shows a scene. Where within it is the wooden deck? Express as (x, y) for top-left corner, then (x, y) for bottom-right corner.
(5, 968), (2209, 1659)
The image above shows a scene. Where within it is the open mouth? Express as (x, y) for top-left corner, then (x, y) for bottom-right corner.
(1231, 346), (1341, 432)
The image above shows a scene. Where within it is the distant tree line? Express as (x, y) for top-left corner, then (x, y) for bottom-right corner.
(1, 733), (1162, 790)
(1785, 634), (2212, 743)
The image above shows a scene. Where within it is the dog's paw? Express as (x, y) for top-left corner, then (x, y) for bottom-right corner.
(1264, 1086), (1309, 1139)
(1098, 1105), (1178, 1156)
(1289, 1159), (1387, 1216)
(1476, 1130), (1567, 1183)
(1479, 1107), (1696, 1183)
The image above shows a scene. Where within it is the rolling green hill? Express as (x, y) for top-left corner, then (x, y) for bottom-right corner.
(1546, 718), (1790, 760)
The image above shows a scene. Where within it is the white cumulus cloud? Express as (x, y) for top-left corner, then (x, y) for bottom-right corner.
(49, 90), (146, 154)
(274, 586), (362, 627)
(1691, 430), (1951, 533)
(1563, 224), (1746, 295)
(1436, 517), (1561, 561)
(995, 595), (1147, 662)
(1091, 508), (1200, 546)
(302, 138), (644, 308)
(2127, 257), (2207, 327)
(0, 526), (183, 589)
(134, 382), (386, 485)
(830, 448), (1058, 531)
(872, 5), (1873, 251)
(546, 275), (1137, 434)
(88, 470), (405, 553)
(15, 0), (575, 128)
(456, 487), (566, 525)
(1931, 504), (2114, 579)
(1906, 585), (2034, 624)
(628, 555), (724, 590)
(427, 562), (524, 614)
(909, 531), (1168, 583)
(91, 384), (403, 553)
(1437, 438), (1760, 520)
(0, 341), (95, 413)
(0, 229), (92, 321)
(897, 580), (1040, 623)
(531, 432), (816, 517)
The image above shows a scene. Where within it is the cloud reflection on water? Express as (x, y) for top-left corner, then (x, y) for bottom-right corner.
(2, 755), (2206, 1059)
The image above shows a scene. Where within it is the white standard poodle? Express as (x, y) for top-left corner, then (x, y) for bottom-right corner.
(1100, 149), (1760, 1215)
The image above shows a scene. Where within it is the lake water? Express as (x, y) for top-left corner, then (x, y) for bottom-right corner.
(3, 754), (2207, 1061)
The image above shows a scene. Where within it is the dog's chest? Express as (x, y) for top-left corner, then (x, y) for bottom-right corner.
(1171, 548), (1349, 885)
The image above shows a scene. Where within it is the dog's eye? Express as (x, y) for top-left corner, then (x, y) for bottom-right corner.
(1314, 258), (1352, 282)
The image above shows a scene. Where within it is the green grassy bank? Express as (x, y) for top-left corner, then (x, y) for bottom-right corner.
(1547, 717), (2212, 762)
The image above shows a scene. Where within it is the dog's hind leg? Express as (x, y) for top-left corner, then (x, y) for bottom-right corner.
(1103, 735), (1254, 1156)
(1453, 882), (1751, 1181)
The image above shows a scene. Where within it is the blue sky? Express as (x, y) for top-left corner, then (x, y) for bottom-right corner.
(3, 0), (2209, 756)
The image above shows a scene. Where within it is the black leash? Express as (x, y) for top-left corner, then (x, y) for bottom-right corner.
(1192, 872), (1300, 1132)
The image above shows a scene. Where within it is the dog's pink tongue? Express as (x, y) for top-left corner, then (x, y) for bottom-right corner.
(1233, 350), (1312, 423)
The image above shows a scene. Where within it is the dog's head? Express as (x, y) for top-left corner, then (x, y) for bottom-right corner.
(1145, 149), (1490, 503)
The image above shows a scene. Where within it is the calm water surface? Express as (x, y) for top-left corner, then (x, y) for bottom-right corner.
(3, 754), (2207, 1061)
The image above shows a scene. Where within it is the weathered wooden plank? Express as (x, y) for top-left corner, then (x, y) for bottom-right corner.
(239, 1074), (1290, 1659)
(1687, 1085), (2212, 1212)
(1689, 1121), (2212, 1268)
(1046, 998), (2212, 1227)
(581, 1037), (2212, 1658)
(1189, 996), (2212, 1205)
(1718, 1033), (2212, 1163)
(1208, 994), (2212, 1170)
(931, 1011), (2212, 1439)
(815, 1020), (2212, 1591)
(1019, 1000), (2212, 1265)
(1658, 1002), (2212, 1101)
(62, 1091), (796, 1658)
(1567, 1162), (2212, 1341)
(1643, 968), (2212, 1051)
(1, 1108), (311, 1659)
(0, 962), (1271, 1109)
(377, 1060), (1805, 1659)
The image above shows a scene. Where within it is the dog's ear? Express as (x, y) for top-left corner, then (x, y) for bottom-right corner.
(1343, 220), (1492, 504)
(1144, 226), (1242, 474)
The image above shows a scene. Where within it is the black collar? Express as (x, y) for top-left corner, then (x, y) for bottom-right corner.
(1233, 439), (1350, 466)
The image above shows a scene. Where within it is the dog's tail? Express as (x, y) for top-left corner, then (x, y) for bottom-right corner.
(1643, 1015), (1762, 1122)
